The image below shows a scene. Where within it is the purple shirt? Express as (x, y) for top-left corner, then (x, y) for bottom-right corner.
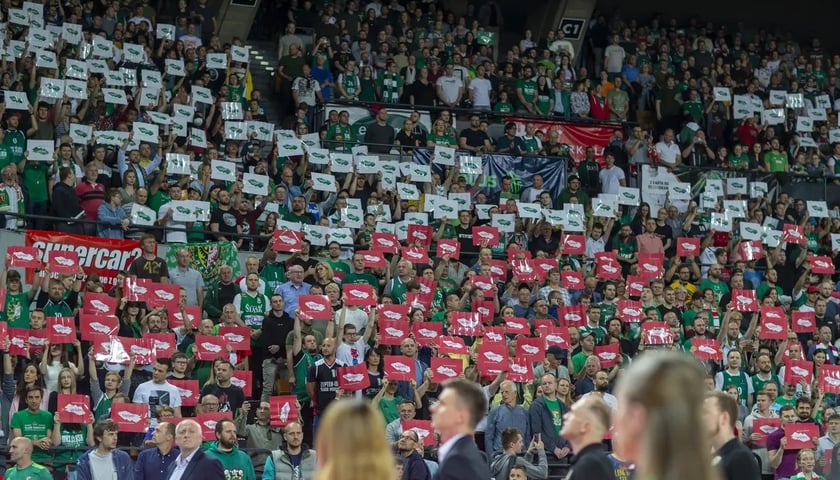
(766, 427), (798, 479)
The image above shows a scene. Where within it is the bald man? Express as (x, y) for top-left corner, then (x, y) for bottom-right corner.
(5, 437), (52, 480)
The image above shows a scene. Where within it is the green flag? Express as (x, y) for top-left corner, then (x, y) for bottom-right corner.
(165, 241), (241, 283)
(476, 31), (496, 46)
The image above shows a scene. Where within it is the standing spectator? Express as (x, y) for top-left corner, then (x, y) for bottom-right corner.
(97, 188), (129, 239)
(76, 162), (106, 233)
(306, 337), (345, 441)
(157, 184), (190, 244)
(170, 249), (205, 309)
(277, 23), (303, 61)
(654, 129), (682, 170)
(489, 428), (548, 480)
(704, 392), (761, 480)
(210, 189), (243, 246)
(529, 373), (572, 461)
(377, 61), (403, 103)
(469, 65), (492, 110)
(52, 167), (85, 234)
(275, 265), (311, 316)
(133, 359), (183, 428)
(607, 78), (630, 121)
(0, 164), (24, 230)
(292, 64), (323, 110)
(200, 361), (245, 414)
(10, 386), (53, 465)
(134, 422), (179, 480)
(233, 401), (283, 476)
(204, 419), (256, 480)
(436, 64), (464, 108)
(363, 109), (396, 154)
(75, 420), (134, 480)
(604, 35), (626, 80)
(486, 381), (530, 457)
(598, 152), (625, 196)
(260, 295), (294, 401)
(127, 233), (170, 283)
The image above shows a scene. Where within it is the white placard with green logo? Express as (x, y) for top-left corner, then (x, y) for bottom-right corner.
(61, 22), (82, 43)
(301, 133), (321, 150)
(224, 121), (247, 140)
(8, 9), (27, 26)
(704, 179), (724, 197)
(796, 117), (814, 133)
(423, 194), (444, 213)
(27, 140), (54, 162)
(34, 50), (57, 69)
(732, 95), (752, 120)
(713, 87), (731, 102)
(166, 153), (191, 175)
(459, 155), (483, 175)
(221, 102), (243, 120)
(5, 40), (24, 59)
(130, 204), (156, 226)
(166, 59), (186, 77)
(342, 199), (364, 229)
(739, 222), (763, 241)
(242, 173), (269, 196)
(330, 152), (353, 173)
(380, 172), (396, 192)
(434, 199), (459, 220)
(375, 222), (395, 234)
(23, 1), (42, 18)
(831, 234), (840, 251)
(206, 53), (227, 70)
(434, 146), (455, 166)
(92, 36), (114, 58)
(725, 177), (747, 195)
(749, 181), (768, 198)
(142, 70), (163, 90)
(722, 200), (747, 219)
(173, 119), (188, 137)
(248, 121), (273, 142)
(64, 59), (88, 79)
(369, 204), (391, 223)
(39, 77), (63, 99)
(408, 163), (431, 183)
(542, 209), (563, 226)
(330, 228), (354, 245)
(173, 104), (195, 121)
(171, 200), (198, 222)
(668, 182), (691, 201)
(185, 201), (211, 222)
(394, 220), (410, 241)
(396, 182), (419, 200)
(449, 192), (471, 211)
(700, 190), (718, 210)
(808, 200), (829, 218)
(4, 91), (28, 110)
(191, 86), (213, 105)
(123, 43), (144, 63)
(105, 70), (125, 87)
(147, 111), (171, 125)
(476, 31), (495, 45)
(64, 79), (88, 100)
(517, 201), (543, 219)
(786, 93), (804, 109)
(492, 213), (515, 233)
(303, 225), (330, 246)
(617, 186), (640, 206)
(133, 122), (159, 143)
(710, 212), (731, 232)
(189, 128), (207, 148)
(404, 212), (428, 226)
(156, 23), (175, 40)
(87, 59), (108, 74)
(138, 89), (160, 108)
(355, 155), (379, 174)
(230, 46), (250, 63)
(763, 228), (782, 248)
(311, 172), (336, 192)
(768, 90), (786, 106)
(562, 214), (585, 232)
(69, 124), (92, 145)
(28, 28), (52, 49)
(94, 130), (129, 147)
(809, 107), (827, 122)
(210, 160), (236, 182)
(101, 88), (128, 105)
(590, 197), (615, 217)
(306, 147), (328, 165)
(277, 138), (303, 157)
(351, 146), (368, 156)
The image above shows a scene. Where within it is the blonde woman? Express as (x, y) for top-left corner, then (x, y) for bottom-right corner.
(306, 262), (335, 290)
(426, 120), (457, 147)
(315, 399), (393, 480)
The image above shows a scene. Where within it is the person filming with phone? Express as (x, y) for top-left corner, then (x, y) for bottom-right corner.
(490, 428), (548, 480)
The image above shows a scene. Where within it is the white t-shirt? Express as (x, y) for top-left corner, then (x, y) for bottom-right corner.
(604, 45), (626, 73)
(336, 337), (368, 366)
(436, 75), (463, 104)
(334, 307), (369, 333)
(292, 77), (321, 107)
(655, 141), (681, 166)
(158, 202), (187, 244)
(132, 380), (183, 427)
(599, 166), (625, 195)
(469, 77), (492, 108)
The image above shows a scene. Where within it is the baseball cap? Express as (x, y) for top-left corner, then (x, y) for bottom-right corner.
(579, 331), (593, 340)
(807, 285), (819, 293)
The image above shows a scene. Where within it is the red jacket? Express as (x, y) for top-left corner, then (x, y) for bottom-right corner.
(589, 94), (610, 120)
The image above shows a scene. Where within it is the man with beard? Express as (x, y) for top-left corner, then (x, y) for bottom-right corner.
(210, 189), (242, 246)
(282, 195), (315, 224)
(290, 313), (321, 447)
(705, 392), (761, 480)
(205, 419), (256, 480)
(234, 401), (283, 476)
(529, 373), (572, 460)
(306, 336), (344, 442)
(263, 421), (316, 480)
(128, 233), (170, 282)
(261, 295), (294, 401)
(397, 430), (431, 480)
(200, 361), (245, 414)
(205, 265), (241, 321)
(581, 371), (617, 411)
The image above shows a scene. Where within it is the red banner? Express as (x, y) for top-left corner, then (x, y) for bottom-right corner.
(25, 230), (142, 287)
(505, 118), (616, 165)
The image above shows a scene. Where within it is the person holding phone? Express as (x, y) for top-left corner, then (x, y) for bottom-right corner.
(490, 428), (549, 480)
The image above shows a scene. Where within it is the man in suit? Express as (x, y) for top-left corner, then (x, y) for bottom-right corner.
(704, 392), (761, 480)
(165, 419), (225, 480)
(559, 395), (615, 480)
(430, 379), (491, 480)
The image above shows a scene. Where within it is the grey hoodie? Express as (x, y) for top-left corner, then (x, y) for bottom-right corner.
(489, 449), (548, 480)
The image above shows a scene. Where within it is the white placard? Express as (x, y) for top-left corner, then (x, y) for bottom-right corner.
(242, 173), (270, 195)
(763, 229), (782, 248)
(33, 50), (57, 69)
(277, 138), (303, 157)
(4, 91), (28, 110)
(796, 117), (814, 133)
(68, 124), (92, 145)
(206, 53), (227, 70)
(749, 181), (768, 198)
(517, 201), (543, 219)
(92, 36), (114, 58)
(306, 147), (329, 165)
(831, 234), (840, 251)
(130, 204), (156, 226)
(700, 191), (718, 210)
(617, 186), (640, 206)
(710, 212), (732, 232)
(408, 163), (431, 183)
(166, 153), (191, 175)
(172, 104), (195, 121)
(830, 129), (840, 144)
(815, 95), (832, 110)
(230, 46), (250, 63)
(330, 153), (353, 173)
(189, 128), (207, 148)
(713, 87), (731, 102)
(301, 133), (321, 150)
(459, 155), (483, 175)
(449, 192), (471, 211)
(705, 179), (724, 197)
(740, 222), (763, 241)
(311, 172), (336, 192)
(762, 108), (785, 126)
(591, 197), (616, 217)
(191, 86), (213, 104)
(165, 59), (186, 77)
(375, 222), (396, 234)
(123, 43), (145, 63)
(733, 95), (753, 119)
(221, 102), (243, 120)
(185, 201), (211, 222)
(138, 89), (159, 108)
(492, 213), (516, 233)
(171, 201), (197, 222)
(88, 59), (108, 74)
(303, 225), (330, 246)
(434, 199), (459, 219)
(8, 9), (27, 26)
(27, 140), (54, 161)
(64, 79), (87, 100)
(59, 22), (80, 43)
(434, 146), (456, 166)
(351, 146), (368, 157)
(329, 228), (354, 245)
(404, 212), (428, 226)
(28, 28), (53, 49)
(356, 155), (379, 174)
(146, 111), (171, 125)
(224, 121), (247, 140)
(156, 23), (175, 40)
(95, 131), (129, 147)
(396, 182), (419, 200)
(64, 59), (88, 80)
(726, 177), (748, 195)
(39, 77), (63, 99)
(210, 160), (236, 181)
(722, 200), (747, 219)
(142, 70), (163, 90)
(808, 200), (830, 218)
(669, 182), (691, 201)
(787, 93), (804, 109)
(769, 90), (786, 106)
(101, 88), (128, 105)
(133, 122), (159, 143)
(799, 136), (817, 148)
(543, 209), (564, 226)
(6, 40), (24, 59)
(249, 121), (273, 142)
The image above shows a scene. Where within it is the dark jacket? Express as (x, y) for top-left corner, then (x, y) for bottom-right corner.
(565, 443), (615, 480)
(77, 448), (134, 480)
(52, 181), (85, 233)
(164, 448), (225, 480)
(718, 438), (760, 480)
(402, 449), (431, 480)
(434, 435), (490, 480)
(135, 446), (180, 480)
(529, 396), (572, 453)
(262, 310), (294, 358)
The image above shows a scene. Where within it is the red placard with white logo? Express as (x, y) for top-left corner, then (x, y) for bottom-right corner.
(342, 283), (377, 306)
(147, 333), (176, 359)
(47, 317), (76, 344)
(534, 318), (553, 333)
(617, 300), (644, 323)
(272, 229), (303, 252)
(379, 320), (410, 346)
(476, 342), (508, 377)
(783, 224), (806, 245)
(89, 333), (111, 362)
(533, 258), (557, 281)
(359, 250), (388, 269)
(7, 328), (28, 356)
(298, 295), (333, 320)
(641, 321), (672, 345)
(436, 239), (461, 259)
(436, 336), (468, 355)
(194, 335), (228, 361)
(732, 289), (758, 312)
(0, 322), (6, 347)
(29, 329), (46, 355)
(371, 232), (400, 254)
(503, 317), (530, 336)
(759, 306), (787, 340)
(377, 303), (410, 322)
(791, 311), (816, 333)
(402, 246), (430, 264)
(384, 355), (415, 381)
(783, 423), (819, 450)
(508, 356), (535, 383)
(625, 275), (645, 297)
(197, 412), (233, 441)
(231, 370), (252, 397)
(472, 301), (494, 325)
(402, 420), (435, 446)
(594, 344), (620, 368)
(470, 276), (496, 297)
(542, 326), (570, 350)
(637, 253), (664, 280)
(407, 224), (433, 248)
(558, 305), (586, 327)
(511, 259), (538, 283)
(595, 252), (622, 279)
(561, 234), (586, 255)
(77, 316), (114, 344)
(487, 260), (508, 281)
(169, 379), (199, 407)
(405, 292), (432, 314)
(472, 226), (500, 246)
(123, 277), (152, 302)
(146, 283), (181, 311)
(111, 402), (149, 433)
(431, 357), (463, 383)
(562, 271), (584, 290)
(83, 293), (116, 315)
(739, 240), (764, 261)
(784, 360), (814, 385)
(269, 396), (299, 428)
(691, 338), (723, 360)
(752, 418), (781, 446)
(126, 337), (155, 365)
(7, 246), (41, 268)
(171, 306), (201, 328)
(47, 250), (79, 274)
(676, 237), (700, 257)
(449, 312), (482, 337)
(819, 365), (840, 394)
(811, 256), (835, 275)
(57, 394), (92, 424)
(483, 327), (506, 344)
(517, 337), (545, 362)
(416, 277), (437, 297)
(337, 363), (370, 391)
(412, 322), (442, 346)
(219, 326), (251, 351)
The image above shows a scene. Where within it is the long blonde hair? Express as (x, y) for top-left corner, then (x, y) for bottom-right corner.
(616, 351), (719, 480)
(315, 399), (394, 480)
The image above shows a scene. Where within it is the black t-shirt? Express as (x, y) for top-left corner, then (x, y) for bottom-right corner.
(567, 443), (615, 480)
(127, 256), (170, 282)
(200, 383), (245, 413)
(459, 127), (487, 149)
(307, 358), (345, 415)
(210, 207), (240, 239)
(363, 371), (383, 399)
(455, 225), (478, 261)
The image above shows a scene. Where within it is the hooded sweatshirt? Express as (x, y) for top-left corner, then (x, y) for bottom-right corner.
(204, 443), (257, 480)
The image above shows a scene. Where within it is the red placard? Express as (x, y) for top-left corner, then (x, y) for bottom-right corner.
(472, 301), (494, 325)
(417, 278), (437, 297)
(194, 335), (228, 361)
(558, 305), (586, 327)
(230, 370), (252, 397)
(358, 250), (388, 269)
(783, 423), (819, 450)
(28, 329), (47, 354)
(402, 247), (430, 264)
(384, 355), (415, 381)
(197, 412), (233, 441)
(561, 234), (586, 255)
(759, 306), (788, 340)
(402, 420), (435, 446)
(431, 357), (463, 383)
(146, 283), (181, 311)
(503, 317), (530, 336)
(436, 336), (468, 355)
(508, 356), (535, 383)
(676, 237), (700, 257)
(594, 344), (620, 368)
(637, 253), (664, 280)
(819, 365), (840, 394)
(511, 259), (538, 283)
(412, 322), (442, 346)
(472, 226), (500, 246)
(784, 360), (814, 385)
(449, 312), (482, 336)
(534, 319), (555, 334)
(476, 342), (508, 377)
(533, 258), (558, 281)
(219, 326), (251, 351)
(8, 328), (28, 356)
(343, 283), (377, 306)
(562, 271), (584, 290)
(617, 300), (644, 323)
(269, 396), (299, 428)
(542, 326), (570, 350)
(487, 260), (508, 281)
(47, 250), (79, 274)
(739, 240), (764, 261)
(407, 224), (433, 248)
(111, 403), (149, 433)
(298, 295), (333, 320)
(625, 275), (645, 297)
(641, 321), (672, 345)
(405, 292), (432, 314)
(7, 246), (41, 268)
(126, 337), (155, 365)
(791, 311), (816, 333)
(470, 276), (495, 297)
(436, 239), (461, 259)
(147, 333), (176, 359)
(57, 394), (92, 424)
(337, 363), (370, 391)
(691, 338), (723, 360)
(89, 333), (112, 361)
(171, 306), (201, 328)
(123, 277), (152, 302)
(783, 224), (806, 245)
(811, 256), (835, 275)
(169, 379), (200, 407)
(83, 293), (116, 315)
(371, 232), (400, 253)
(0, 322), (6, 347)
(272, 229), (303, 252)
(517, 337), (546, 362)
(732, 289), (758, 312)
(378, 320), (410, 346)
(752, 418), (781, 446)
(595, 252), (622, 279)
(377, 303), (410, 322)
(483, 327), (506, 344)
(47, 317), (77, 344)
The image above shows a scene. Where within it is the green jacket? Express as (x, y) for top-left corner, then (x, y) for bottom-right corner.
(205, 444), (257, 480)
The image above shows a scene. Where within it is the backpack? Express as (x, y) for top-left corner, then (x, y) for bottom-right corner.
(490, 452), (517, 480)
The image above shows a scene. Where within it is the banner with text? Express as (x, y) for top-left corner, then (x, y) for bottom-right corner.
(504, 117), (617, 165)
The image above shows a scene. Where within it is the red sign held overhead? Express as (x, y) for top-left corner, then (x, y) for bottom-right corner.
(83, 293), (116, 315)
(594, 344), (620, 368)
(476, 342), (508, 377)
(759, 306), (787, 340)
(47, 250), (80, 274)
(57, 394), (92, 424)
(412, 322), (442, 346)
(436, 239), (461, 259)
(219, 326), (251, 351)
(337, 363), (370, 391)
(169, 379), (200, 407)
(343, 283), (377, 306)
(430, 357), (463, 383)
(298, 295), (333, 320)
(407, 224), (433, 248)
(384, 355), (415, 381)
(691, 338), (723, 360)
(7, 246), (41, 268)
(47, 317), (76, 344)
(370, 232), (400, 253)
(269, 396), (299, 428)
(402, 420), (435, 446)
(272, 229), (303, 252)
(676, 237), (700, 257)
(561, 234), (585, 255)
(378, 320), (410, 346)
(472, 226), (500, 246)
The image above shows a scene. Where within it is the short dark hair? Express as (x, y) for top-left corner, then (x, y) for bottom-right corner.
(155, 358), (172, 372)
(59, 166), (75, 182)
(442, 379), (487, 430)
(214, 418), (235, 436)
(501, 427), (521, 449)
(93, 419), (119, 445)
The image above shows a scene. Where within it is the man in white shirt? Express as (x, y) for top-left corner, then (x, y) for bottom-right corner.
(655, 129), (682, 169)
(157, 184), (189, 244)
(331, 306), (374, 366)
(468, 65), (492, 110)
(582, 370), (618, 411)
(436, 64), (464, 108)
(604, 34), (626, 79)
(133, 359), (183, 428)
(549, 30), (575, 61)
(598, 152), (626, 196)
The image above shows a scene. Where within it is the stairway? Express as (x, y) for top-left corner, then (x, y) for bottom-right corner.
(247, 41), (284, 125)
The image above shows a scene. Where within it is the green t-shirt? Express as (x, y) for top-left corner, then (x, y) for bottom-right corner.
(149, 190), (171, 215)
(22, 162), (49, 203)
(535, 92), (553, 114)
(359, 78), (377, 102)
(0, 144), (13, 172)
(326, 260), (350, 277)
(698, 279), (730, 305)
(10, 409), (54, 463)
(2, 290), (31, 328)
(571, 351), (590, 375)
(428, 133), (456, 146)
(260, 263), (287, 296)
(342, 272), (379, 289)
(764, 151), (788, 172)
(236, 292), (268, 329)
(378, 395), (406, 424)
(291, 350), (320, 402)
(54, 426), (88, 467)
(282, 211), (314, 225)
(597, 303), (617, 327)
(386, 277), (408, 304)
(720, 370), (750, 405)
(3, 463), (52, 480)
(516, 78), (538, 107)
(378, 72), (403, 103)
(493, 101), (513, 113)
(4, 129), (26, 163)
(727, 153), (750, 169)
(751, 373), (780, 397)
(326, 124), (355, 152)
(543, 397), (564, 435)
